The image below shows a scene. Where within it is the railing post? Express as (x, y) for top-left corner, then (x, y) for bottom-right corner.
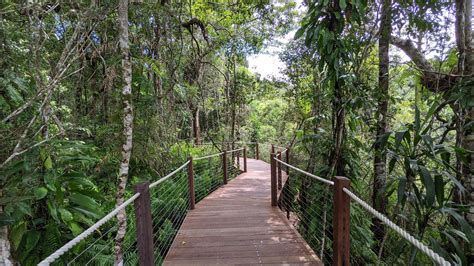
(187, 156), (195, 210)
(277, 152), (282, 190)
(237, 149), (240, 170)
(255, 142), (259, 160)
(270, 153), (277, 206)
(271, 144), (275, 154)
(223, 150), (228, 184)
(243, 147), (247, 172)
(333, 176), (351, 266)
(285, 147), (290, 175)
(134, 182), (155, 266)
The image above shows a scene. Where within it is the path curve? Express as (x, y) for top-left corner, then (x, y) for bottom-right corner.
(164, 159), (322, 265)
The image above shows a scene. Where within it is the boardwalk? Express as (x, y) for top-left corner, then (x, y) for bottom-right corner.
(164, 159), (322, 265)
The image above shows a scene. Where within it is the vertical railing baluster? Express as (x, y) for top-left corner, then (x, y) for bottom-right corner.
(255, 142), (259, 160)
(277, 152), (282, 190)
(223, 150), (228, 184)
(285, 146), (290, 175)
(187, 156), (195, 210)
(333, 176), (351, 266)
(134, 182), (155, 265)
(270, 152), (277, 207)
(243, 147), (247, 172)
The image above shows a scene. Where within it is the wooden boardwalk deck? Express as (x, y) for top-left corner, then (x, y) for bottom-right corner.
(164, 159), (322, 265)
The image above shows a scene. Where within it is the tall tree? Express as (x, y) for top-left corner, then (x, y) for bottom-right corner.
(114, 0), (134, 264)
(372, 0), (391, 251)
(389, 0), (473, 226)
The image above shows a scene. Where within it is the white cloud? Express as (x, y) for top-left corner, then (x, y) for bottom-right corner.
(247, 30), (296, 79)
(247, 0), (305, 79)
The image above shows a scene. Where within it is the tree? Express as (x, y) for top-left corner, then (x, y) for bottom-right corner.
(114, 0), (134, 264)
(389, 0), (473, 226)
(372, 0), (391, 252)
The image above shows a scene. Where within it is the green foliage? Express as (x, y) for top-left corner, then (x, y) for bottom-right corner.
(1, 140), (104, 265)
(380, 103), (473, 263)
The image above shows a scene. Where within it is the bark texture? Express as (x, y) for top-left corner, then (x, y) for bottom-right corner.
(0, 190), (13, 265)
(372, 0), (391, 253)
(457, 0), (474, 226)
(114, 0), (134, 264)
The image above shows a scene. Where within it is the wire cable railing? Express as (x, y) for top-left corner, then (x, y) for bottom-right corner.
(39, 144), (249, 266)
(272, 155), (334, 265)
(270, 149), (450, 266)
(343, 188), (450, 266)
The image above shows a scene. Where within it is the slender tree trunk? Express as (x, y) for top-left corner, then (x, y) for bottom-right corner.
(373, 0), (391, 251)
(193, 107), (201, 145)
(459, 0), (474, 227)
(454, 0), (474, 228)
(0, 189), (13, 266)
(328, 79), (345, 177)
(114, 0), (133, 264)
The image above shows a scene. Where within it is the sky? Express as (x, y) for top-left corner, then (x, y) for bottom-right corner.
(248, 0), (304, 79)
(247, 31), (295, 79)
(247, 1), (456, 80)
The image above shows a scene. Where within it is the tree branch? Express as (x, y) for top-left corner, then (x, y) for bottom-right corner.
(390, 35), (435, 73)
(390, 35), (460, 92)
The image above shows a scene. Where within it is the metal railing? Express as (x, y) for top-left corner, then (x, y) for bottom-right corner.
(269, 150), (450, 266)
(39, 146), (249, 265)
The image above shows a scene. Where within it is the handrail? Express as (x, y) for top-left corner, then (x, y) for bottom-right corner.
(273, 145), (287, 150)
(149, 161), (190, 189)
(194, 152), (224, 161)
(273, 157), (334, 186)
(196, 141), (256, 145)
(40, 160), (191, 265)
(342, 188), (450, 266)
(38, 192), (141, 265)
(228, 148), (244, 153)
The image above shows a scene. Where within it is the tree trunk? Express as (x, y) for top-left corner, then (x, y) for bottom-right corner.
(192, 107), (201, 145)
(0, 189), (13, 266)
(114, 0), (134, 264)
(328, 79), (345, 177)
(457, 0), (474, 227)
(373, 0), (391, 252)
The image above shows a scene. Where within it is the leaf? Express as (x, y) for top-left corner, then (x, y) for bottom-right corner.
(294, 26), (307, 40)
(442, 207), (474, 246)
(59, 208), (73, 222)
(10, 221), (26, 250)
(442, 231), (467, 265)
(6, 84), (23, 104)
(69, 222), (83, 236)
(69, 193), (101, 210)
(374, 132), (391, 149)
(34, 187), (48, 200)
(44, 155), (53, 170)
(414, 106), (421, 137)
(419, 166), (435, 207)
(397, 176), (407, 205)
(421, 135), (435, 154)
(15, 202), (32, 217)
(47, 201), (59, 222)
(442, 170), (465, 193)
(24, 231), (41, 258)
(339, 0), (347, 9)
(44, 173), (57, 192)
(394, 131), (406, 150)
(434, 175), (444, 207)
(72, 207), (103, 220)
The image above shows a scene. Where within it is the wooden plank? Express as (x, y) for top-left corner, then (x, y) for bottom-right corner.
(164, 159), (322, 265)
